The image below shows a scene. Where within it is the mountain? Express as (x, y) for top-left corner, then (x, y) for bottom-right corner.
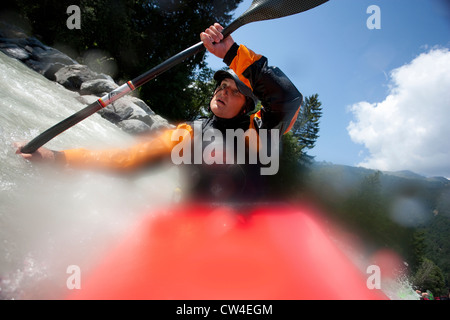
(307, 161), (450, 289)
(312, 162), (449, 185)
(310, 162), (450, 199)
(382, 169), (449, 184)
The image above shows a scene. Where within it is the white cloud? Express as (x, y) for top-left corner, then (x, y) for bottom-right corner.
(347, 48), (450, 177)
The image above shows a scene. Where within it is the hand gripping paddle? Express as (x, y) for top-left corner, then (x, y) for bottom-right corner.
(20, 0), (328, 154)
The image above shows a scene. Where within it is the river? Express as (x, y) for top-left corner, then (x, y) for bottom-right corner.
(0, 51), (178, 299)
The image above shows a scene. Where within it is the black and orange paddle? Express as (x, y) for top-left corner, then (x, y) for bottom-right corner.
(20, 0), (328, 154)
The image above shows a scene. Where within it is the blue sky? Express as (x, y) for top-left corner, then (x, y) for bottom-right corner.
(205, 0), (450, 177)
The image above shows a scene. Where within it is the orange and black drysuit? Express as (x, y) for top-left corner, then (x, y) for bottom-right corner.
(60, 43), (303, 201)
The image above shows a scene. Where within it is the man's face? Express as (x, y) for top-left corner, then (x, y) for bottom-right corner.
(210, 78), (246, 119)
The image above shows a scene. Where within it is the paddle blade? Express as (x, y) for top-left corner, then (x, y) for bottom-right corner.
(247, 0), (328, 19)
(223, 0), (328, 36)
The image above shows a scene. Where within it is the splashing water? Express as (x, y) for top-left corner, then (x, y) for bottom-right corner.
(0, 52), (178, 299)
(329, 229), (421, 300)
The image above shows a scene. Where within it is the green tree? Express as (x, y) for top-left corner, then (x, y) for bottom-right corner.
(411, 230), (426, 272)
(267, 94), (323, 197)
(291, 94), (322, 165)
(340, 171), (385, 237)
(266, 131), (305, 197)
(413, 258), (446, 296)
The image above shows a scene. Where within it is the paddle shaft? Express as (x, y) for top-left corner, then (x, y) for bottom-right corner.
(20, 0), (328, 154)
(20, 25), (238, 154)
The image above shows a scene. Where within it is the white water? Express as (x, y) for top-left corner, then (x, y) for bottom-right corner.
(0, 52), (178, 299)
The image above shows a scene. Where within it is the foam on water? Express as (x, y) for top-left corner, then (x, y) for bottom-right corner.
(0, 52), (178, 299)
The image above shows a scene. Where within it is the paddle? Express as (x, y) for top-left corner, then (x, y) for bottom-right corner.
(20, 0), (328, 154)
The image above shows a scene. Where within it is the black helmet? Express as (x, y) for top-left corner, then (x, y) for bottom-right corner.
(213, 69), (258, 114)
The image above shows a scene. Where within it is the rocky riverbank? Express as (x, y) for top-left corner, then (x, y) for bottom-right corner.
(0, 20), (172, 135)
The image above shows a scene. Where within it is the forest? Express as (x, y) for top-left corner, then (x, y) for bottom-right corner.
(304, 163), (450, 297)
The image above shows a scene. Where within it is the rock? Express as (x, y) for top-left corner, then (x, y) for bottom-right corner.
(97, 95), (172, 134)
(26, 36), (47, 50)
(75, 94), (100, 105)
(128, 96), (156, 115)
(42, 62), (66, 81)
(0, 43), (30, 60)
(0, 20), (173, 136)
(98, 95), (150, 123)
(0, 37), (28, 48)
(30, 46), (78, 80)
(0, 22), (77, 80)
(117, 117), (173, 135)
(99, 105), (132, 124)
(29, 45), (77, 65)
(54, 64), (116, 92)
(54, 64), (101, 91)
(117, 119), (152, 134)
(148, 114), (174, 131)
(80, 79), (118, 95)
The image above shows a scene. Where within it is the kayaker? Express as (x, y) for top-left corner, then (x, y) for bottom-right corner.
(15, 23), (303, 202)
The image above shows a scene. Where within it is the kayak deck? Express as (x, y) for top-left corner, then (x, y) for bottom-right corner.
(67, 203), (387, 300)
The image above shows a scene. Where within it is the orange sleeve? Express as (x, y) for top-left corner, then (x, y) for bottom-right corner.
(62, 123), (193, 170)
(228, 45), (262, 90)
